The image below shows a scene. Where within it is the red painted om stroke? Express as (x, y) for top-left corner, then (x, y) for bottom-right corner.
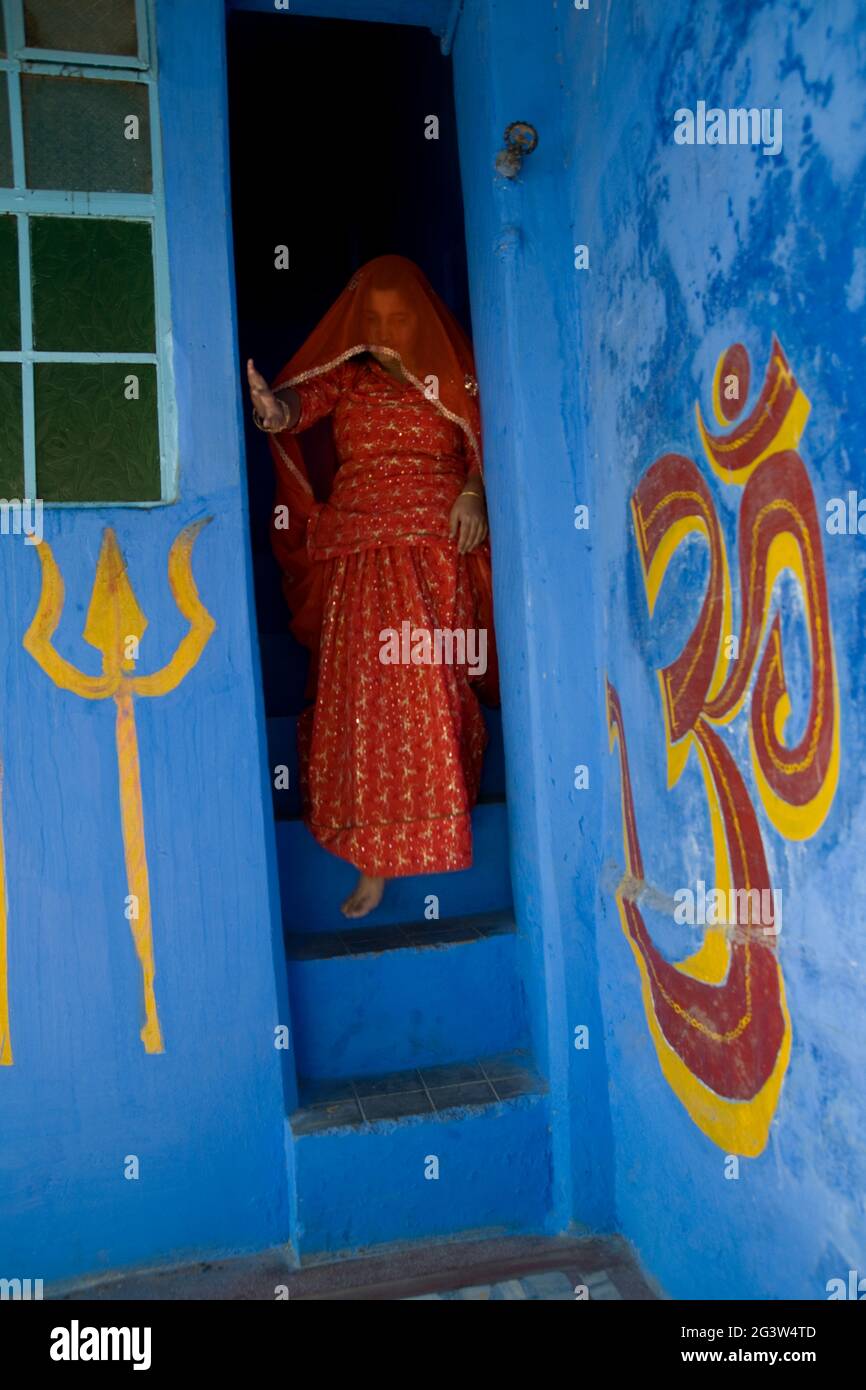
(607, 338), (839, 1153)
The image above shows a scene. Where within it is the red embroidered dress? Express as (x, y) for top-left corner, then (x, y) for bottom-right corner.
(284, 353), (489, 877)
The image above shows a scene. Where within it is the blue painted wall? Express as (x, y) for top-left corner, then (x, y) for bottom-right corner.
(6, 0), (863, 1298)
(452, 0), (617, 1238)
(1, 0), (293, 1284)
(454, 0), (866, 1298)
(561, 0), (866, 1301)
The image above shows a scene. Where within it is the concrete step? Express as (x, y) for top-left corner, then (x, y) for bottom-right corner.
(286, 1051), (550, 1256)
(275, 799), (512, 934)
(266, 706), (506, 820)
(286, 910), (526, 1080)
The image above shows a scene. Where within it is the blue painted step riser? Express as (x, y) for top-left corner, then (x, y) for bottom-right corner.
(276, 800), (512, 933)
(286, 1096), (551, 1256)
(289, 933), (526, 1080)
(267, 707), (506, 818)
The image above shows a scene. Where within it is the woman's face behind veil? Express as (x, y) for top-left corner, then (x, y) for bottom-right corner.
(361, 286), (421, 373)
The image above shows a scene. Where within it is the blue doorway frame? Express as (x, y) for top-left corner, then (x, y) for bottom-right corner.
(149, 0), (615, 1261)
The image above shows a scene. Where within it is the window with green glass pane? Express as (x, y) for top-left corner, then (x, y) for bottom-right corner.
(22, 75), (151, 193)
(32, 217), (154, 352)
(24, 0), (139, 57)
(0, 0), (170, 504)
(0, 215), (18, 349)
(35, 363), (159, 503)
(0, 365), (24, 496)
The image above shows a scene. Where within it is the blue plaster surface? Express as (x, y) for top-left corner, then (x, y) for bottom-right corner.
(289, 929), (526, 1079)
(290, 1092), (551, 1255)
(558, 0), (866, 1299)
(452, 0), (618, 1240)
(447, 0), (866, 1298)
(6, 0), (864, 1297)
(1, 0), (293, 1283)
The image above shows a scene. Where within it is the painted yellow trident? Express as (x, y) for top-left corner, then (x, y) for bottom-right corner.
(23, 520), (215, 1054)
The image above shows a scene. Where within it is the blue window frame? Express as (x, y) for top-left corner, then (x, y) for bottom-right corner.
(0, 0), (176, 505)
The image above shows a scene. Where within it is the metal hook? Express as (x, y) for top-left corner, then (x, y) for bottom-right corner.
(494, 121), (539, 178)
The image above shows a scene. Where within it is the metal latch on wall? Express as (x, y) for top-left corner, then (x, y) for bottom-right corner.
(494, 121), (539, 178)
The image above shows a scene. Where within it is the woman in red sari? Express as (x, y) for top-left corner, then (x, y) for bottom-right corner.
(245, 255), (498, 918)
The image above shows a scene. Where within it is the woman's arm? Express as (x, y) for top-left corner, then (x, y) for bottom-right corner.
(460, 466), (484, 499)
(252, 383), (301, 433)
(247, 359), (287, 430)
(450, 445), (488, 554)
(247, 357), (358, 435)
(458, 425), (485, 503)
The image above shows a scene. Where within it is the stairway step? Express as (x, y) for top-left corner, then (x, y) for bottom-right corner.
(286, 911), (525, 1080)
(266, 706), (505, 819)
(286, 1052), (550, 1256)
(276, 800), (512, 933)
(285, 907), (513, 959)
(293, 1050), (544, 1125)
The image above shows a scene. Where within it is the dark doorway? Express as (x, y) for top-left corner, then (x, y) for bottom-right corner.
(224, 9), (519, 1155)
(226, 9), (472, 721)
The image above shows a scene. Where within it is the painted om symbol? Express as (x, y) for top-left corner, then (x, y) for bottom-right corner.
(607, 338), (840, 1156)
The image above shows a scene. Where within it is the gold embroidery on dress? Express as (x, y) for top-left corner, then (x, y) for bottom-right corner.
(275, 345), (483, 471)
(273, 435), (314, 496)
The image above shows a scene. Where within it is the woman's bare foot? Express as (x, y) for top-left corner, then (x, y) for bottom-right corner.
(341, 873), (386, 919)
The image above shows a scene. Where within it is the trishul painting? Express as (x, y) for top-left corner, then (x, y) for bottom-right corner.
(18, 520), (216, 1058)
(607, 338), (840, 1156)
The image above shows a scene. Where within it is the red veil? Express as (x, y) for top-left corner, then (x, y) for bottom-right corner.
(263, 253), (500, 705)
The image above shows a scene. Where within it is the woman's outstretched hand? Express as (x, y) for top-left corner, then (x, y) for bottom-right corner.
(246, 358), (286, 429)
(449, 486), (488, 554)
